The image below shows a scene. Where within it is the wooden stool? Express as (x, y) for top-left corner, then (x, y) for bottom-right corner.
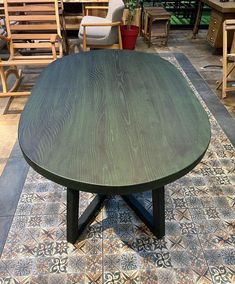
(142, 7), (171, 47)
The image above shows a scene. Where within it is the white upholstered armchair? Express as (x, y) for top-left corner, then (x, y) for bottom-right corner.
(78, 0), (125, 51)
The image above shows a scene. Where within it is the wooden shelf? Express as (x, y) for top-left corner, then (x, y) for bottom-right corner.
(64, 14), (83, 30)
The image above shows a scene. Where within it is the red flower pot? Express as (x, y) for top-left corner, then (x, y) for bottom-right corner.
(121, 25), (139, 50)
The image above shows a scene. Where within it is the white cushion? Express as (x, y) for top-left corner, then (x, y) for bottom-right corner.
(79, 16), (111, 39)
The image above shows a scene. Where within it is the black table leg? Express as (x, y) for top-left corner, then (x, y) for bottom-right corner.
(152, 186), (165, 238)
(67, 188), (79, 244)
(122, 186), (165, 238)
(67, 188), (106, 244)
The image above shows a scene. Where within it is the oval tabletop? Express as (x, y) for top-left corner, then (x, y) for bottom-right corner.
(18, 50), (211, 194)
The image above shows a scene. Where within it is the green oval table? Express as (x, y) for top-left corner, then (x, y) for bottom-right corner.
(18, 50), (211, 244)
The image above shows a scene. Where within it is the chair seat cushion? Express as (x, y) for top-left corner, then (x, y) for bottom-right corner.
(79, 16), (111, 39)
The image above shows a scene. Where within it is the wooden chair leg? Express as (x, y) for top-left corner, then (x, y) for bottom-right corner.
(0, 66), (23, 114)
(60, 16), (69, 55)
(222, 21), (227, 99)
(118, 26), (123, 50)
(0, 65), (7, 93)
(0, 66), (23, 95)
(217, 63), (235, 90)
(51, 43), (57, 60)
(222, 65), (227, 99)
(6, 67), (23, 93)
(3, 96), (14, 115)
(83, 27), (87, 52)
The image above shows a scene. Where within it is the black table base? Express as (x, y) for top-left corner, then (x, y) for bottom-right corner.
(67, 187), (165, 244)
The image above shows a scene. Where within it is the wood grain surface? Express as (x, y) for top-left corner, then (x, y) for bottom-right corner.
(18, 50), (211, 194)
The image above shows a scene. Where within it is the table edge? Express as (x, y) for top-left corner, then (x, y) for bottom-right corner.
(19, 140), (210, 195)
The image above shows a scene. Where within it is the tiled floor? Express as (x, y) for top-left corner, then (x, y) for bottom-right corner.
(0, 30), (235, 283)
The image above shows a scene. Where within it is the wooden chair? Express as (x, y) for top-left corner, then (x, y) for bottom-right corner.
(217, 19), (235, 99)
(78, 0), (124, 52)
(0, 0), (64, 99)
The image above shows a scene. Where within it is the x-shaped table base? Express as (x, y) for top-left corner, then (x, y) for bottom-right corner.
(67, 187), (165, 244)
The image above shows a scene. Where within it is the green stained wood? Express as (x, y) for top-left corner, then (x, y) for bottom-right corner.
(18, 50), (211, 194)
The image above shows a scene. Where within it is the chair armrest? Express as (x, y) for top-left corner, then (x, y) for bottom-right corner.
(50, 34), (62, 43)
(82, 21), (121, 27)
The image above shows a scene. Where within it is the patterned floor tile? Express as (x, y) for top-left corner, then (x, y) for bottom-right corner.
(103, 254), (121, 272)
(204, 249), (223, 266)
(174, 268), (195, 284)
(31, 274), (49, 284)
(165, 221), (182, 236)
(0, 259), (17, 277)
(157, 268), (177, 284)
(103, 271), (139, 283)
(14, 259), (35, 277)
(192, 266), (212, 284)
(209, 265), (235, 284)
(67, 273), (85, 284)
(185, 196), (204, 208)
(170, 250), (191, 268)
(85, 272), (103, 283)
(139, 269), (158, 283)
(221, 248), (235, 266)
(48, 273), (68, 284)
(1, 276), (32, 284)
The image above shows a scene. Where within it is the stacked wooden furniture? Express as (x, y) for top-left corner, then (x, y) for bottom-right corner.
(217, 20), (235, 99)
(0, 0), (64, 99)
(142, 6), (171, 47)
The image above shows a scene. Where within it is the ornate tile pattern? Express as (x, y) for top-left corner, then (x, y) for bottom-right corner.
(0, 55), (235, 283)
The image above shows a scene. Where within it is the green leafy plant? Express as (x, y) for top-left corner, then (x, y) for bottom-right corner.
(124, 0), (139, 28)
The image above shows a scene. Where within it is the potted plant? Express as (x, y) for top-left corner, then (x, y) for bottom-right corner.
(121, 0), (140, 50)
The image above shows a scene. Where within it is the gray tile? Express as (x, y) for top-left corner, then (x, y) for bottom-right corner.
(170, 250), (191, 268)
(8, 141), (24, 159)
(0, 216), (13, 256)
(0, 158), (29, 216)
(175, 53), (235, 147)
(204, 249), (223, 266)
(221, 249), (235, 265)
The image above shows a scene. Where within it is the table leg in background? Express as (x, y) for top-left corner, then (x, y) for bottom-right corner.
(122, 186), (165, 238)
